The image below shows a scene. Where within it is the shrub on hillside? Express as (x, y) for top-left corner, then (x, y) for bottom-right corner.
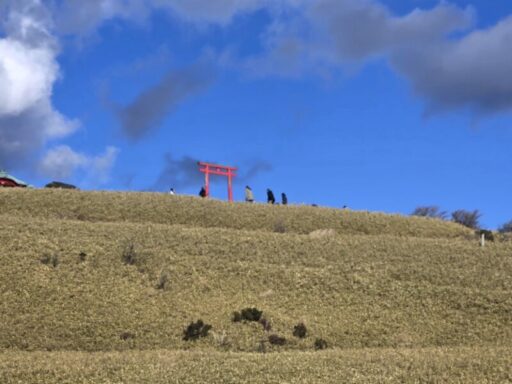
(183, 320), (212, 341)
(40, 254), (59, 268)
(120, 332), (135, 340)
(411, 206), (447, 220)
(451, 210), (481, 229)
(232, 307), (263, 322)
(121, 243), (138, 265)
(314, 338), (328, 350)
(156, 269), (171, 290)
(273, 220), (287, 234)
(268, 334), (286, 346)
(293, 322), (307, 338)
(78, 252), (87, 262)
(478, 229), (494, 242)
(259, 317), (272, 332)
(498, 220), (512, 233)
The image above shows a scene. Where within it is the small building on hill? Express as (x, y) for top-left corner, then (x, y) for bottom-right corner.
(0, 170), (29, 188)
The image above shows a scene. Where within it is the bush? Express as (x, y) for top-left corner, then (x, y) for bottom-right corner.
(121, 243), (137, 265)
(120, 332), (135, 340)
(40, 254), (59, 268)
(268, 334), (286, 346)
(78, 252), (87, 262)
(273, 220), (287, 234)
(293, 322), (307, 338)
(183, 320), (212, 341)
(498, 220), (512, 233)
(451, 210), (481, 229)
(411, 206), (447, 219)
(314, 338), (328, 350)
(259, 317), (272, 332)
(232, 307), (263, 322)
(478, 229), (494, 242)
(156, 269), (171, 290)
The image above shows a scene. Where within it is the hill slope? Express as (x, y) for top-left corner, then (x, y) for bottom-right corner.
(0, 189), (510, 383)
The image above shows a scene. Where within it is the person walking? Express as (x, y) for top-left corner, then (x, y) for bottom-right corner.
(281, 192), (288, 205)
(169, 188), (175, 195)
(199, 187), (206, 198)
(245, 185), (254, 203)
(267, 188), (275, 204)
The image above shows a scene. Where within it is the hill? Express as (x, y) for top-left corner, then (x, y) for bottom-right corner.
(0, 189), (510, 383)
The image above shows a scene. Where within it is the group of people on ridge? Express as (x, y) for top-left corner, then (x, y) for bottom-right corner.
(170, 185), (288, 205)
(245, 186), (287, 205)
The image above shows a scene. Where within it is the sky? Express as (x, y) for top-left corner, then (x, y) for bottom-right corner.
(1, 0), (512, 229)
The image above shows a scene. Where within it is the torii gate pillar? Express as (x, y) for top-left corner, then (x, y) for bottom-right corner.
(198, 162), (237, 202)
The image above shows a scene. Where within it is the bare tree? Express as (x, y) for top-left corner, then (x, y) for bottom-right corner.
(498, 220), (512, 233)
(451, 210), (481, 229)
(411, 206), (447, 220)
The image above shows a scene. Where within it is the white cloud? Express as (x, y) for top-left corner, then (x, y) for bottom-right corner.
(39, 145), (88, 179)
(39, 145), (120, 183)
(0, 0), (78, 169)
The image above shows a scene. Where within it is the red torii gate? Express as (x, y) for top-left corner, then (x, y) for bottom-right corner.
(198, 161), (237, 202)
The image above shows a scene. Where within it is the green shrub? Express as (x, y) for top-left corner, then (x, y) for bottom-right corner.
(183, 320), (212, 341)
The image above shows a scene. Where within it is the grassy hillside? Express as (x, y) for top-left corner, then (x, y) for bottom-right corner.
(0, 189), (510, 382)
(0, 189), (473, 238)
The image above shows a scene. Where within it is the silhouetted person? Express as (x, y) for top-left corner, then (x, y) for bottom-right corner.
(281, 193), (288, 205)
(199, 187), (206, 198)
(267, 188), (275, 204)
(245, 185), (254, 203)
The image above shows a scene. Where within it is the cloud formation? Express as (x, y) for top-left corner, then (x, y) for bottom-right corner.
(114, 62), (216, 140)
(39, 145), (120, 183)
(0, 0), (78, 169)
(151, 154), (272, 192)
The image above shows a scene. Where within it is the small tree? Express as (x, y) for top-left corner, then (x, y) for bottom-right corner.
(411, 206), (447, 219)
(498, 220), (512, 233)
(451, 210), (481, 229)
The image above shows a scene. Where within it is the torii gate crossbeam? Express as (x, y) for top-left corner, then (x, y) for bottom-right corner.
(198, 162), (237, 202)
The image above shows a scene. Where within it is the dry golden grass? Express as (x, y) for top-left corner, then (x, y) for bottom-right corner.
(0, 188), (473, 238)
(1, 348), (511, 383)
(0, 189), (510, 382)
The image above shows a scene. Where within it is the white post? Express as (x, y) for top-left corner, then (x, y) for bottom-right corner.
(480, 233), (485, 247)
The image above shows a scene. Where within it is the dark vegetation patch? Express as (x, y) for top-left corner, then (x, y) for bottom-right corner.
(314, 338), (328, 350)
(120, 332), (136, 341)
(40, 254), (59, 268)
(232, 307), (263, 322)
(183, 320), (212, 341)
(268, 334), (286, 346)
(156, 269), (171, 290)
(478, 229), (495, 242)
(293, 322), (307, 338)
(121, 243), (138, 265)
(78, 252), (87, 262)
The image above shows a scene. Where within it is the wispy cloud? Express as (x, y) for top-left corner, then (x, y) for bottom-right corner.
(113, 61), (216, 140)
(151, 154), (272, 191)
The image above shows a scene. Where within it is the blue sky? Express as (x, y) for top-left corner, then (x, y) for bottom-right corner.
(1, 0), (512, 229)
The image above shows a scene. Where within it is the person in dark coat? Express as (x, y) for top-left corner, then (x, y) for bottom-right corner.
(267, 188), (275, 204)
(199, 187), (206, 198)
(281, 192), (288, 205)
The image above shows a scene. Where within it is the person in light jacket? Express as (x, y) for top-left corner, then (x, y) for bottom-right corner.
(245, 186), (254, 203)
